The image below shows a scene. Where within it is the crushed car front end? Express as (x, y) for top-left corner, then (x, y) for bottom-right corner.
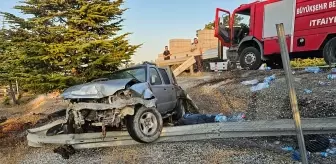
(60, 78), (156, 134)
(32, 76), (163, 144)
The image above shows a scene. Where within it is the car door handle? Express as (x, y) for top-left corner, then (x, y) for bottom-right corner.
(164, 88), (167, 90)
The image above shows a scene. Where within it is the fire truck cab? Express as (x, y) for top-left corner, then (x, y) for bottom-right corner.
(215, 0), (336, 70)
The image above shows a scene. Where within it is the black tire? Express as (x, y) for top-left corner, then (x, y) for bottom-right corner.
(126, 106), (163, 143)
(173, 99), (188, 120)
(323, 37), (336, 65)
(239, 47), (262, 70)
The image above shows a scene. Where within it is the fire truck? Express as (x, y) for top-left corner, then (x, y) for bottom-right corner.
(214, 0), (336, 70)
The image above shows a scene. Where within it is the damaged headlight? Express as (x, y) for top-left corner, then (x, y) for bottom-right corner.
(70, 85), (99, 96)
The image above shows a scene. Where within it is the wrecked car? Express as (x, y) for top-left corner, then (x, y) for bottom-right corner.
(46, 62), (197, 143)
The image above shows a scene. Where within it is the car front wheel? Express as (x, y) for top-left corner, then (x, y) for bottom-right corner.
(126, 106), (163, 143)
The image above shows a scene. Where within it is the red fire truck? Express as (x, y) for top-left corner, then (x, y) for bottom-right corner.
(214, 0), (336, 70)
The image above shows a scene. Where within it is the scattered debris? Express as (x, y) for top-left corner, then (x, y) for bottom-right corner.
(258, 64), (271, 71)
(318, 81), (331, 86)
(304, 89), (312, 94)
(291, 150), (310, 161)
(263, 74), (276, 83)
(305, 67), (321, 74)
(241, 79), (259, 86)
(282, 146), (294, 151)
(250, 82), (269, 92)
(318, 148), (336, 157)
(53, 145), (76, 159)
(274, 141), (281, 145)
(331, 68), (336, 73)
(280, 135), (331, 161)
(250, 75), (276, 92)
(327, 74), (336, 80)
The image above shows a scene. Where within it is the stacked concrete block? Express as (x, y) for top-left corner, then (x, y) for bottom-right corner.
(155, 29), (219, 64)
(169, 39), (192, 54)
(197, 29), (218, 49)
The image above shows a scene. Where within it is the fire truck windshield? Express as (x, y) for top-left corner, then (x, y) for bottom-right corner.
(232, 9), (250, 45)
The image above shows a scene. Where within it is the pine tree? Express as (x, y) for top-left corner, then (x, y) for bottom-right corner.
(204, 15), (246, 30)
(0, 29), (18, 104)
(2, 0), (140, 93)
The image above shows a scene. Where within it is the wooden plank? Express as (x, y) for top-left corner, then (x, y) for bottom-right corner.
(156, 56), (191, 67)
(189, 65), (194, 75)
(157, 51), (199, 61)
(173, 57), (196, 77)
(156, 47), (214, 63)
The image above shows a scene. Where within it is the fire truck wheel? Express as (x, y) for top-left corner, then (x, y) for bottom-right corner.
(323, 37), (336, 65)
(126, 106), (163, 143)
(239, 47), (262, 70)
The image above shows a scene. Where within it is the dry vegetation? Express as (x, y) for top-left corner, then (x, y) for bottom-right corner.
(0, 91), (68, 162)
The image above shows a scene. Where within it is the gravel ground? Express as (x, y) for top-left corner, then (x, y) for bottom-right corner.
(1, 69), (336, 164)
(17, 140), (295, 164)
(185, 69), (336, 120)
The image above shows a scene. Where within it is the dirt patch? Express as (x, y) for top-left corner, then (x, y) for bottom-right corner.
(188, 85), (248, 114)
(0, 115), (38, 138)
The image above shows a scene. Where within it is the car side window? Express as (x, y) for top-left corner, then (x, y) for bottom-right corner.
(149, 68), (162, 85)
(158, 68), (171, 84)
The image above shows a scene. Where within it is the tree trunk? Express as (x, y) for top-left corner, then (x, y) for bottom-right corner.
(16, 79), (19, 96)
(8, 81), (18, 105)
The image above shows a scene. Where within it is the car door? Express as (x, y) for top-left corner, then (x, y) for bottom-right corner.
(148, 67), (172, 114)
(158, 68), (176, 111)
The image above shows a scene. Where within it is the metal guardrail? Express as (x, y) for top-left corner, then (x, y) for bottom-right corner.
(27, 117), (336, 149)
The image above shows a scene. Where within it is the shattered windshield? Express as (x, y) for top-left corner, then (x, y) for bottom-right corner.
(108, 67), (146, 82)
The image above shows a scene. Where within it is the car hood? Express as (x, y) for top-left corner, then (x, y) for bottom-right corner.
(61, 78), (153, 99)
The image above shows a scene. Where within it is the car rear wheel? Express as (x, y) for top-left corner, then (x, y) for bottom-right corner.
(173, 99), (188, 120)
(126, 106), (163, 143)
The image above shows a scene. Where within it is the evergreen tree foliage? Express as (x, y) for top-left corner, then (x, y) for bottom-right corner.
(204, 15), (245, 30)
(1, 0), (140, 93)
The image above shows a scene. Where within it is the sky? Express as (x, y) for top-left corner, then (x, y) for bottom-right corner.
(0, 0), (252, 63)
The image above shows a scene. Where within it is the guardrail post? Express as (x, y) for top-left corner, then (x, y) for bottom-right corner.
(276, 23), (308, 164)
